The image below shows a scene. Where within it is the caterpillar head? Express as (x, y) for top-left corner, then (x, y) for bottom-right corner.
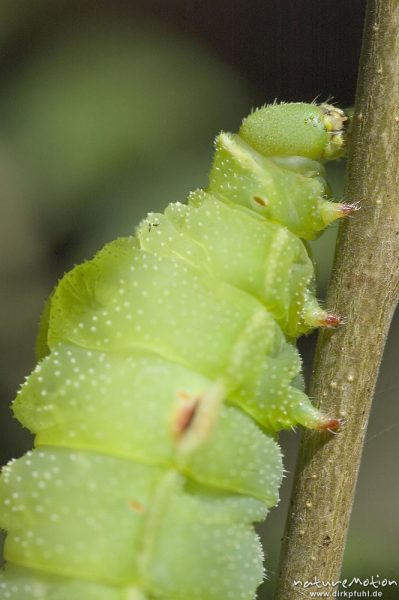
(320, 103), (349, 160)
(239, 101), (349, 162)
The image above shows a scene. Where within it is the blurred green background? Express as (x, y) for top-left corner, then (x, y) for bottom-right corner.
(0, 1), (397, 597)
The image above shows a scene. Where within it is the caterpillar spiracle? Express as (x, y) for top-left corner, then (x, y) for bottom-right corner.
(0, 102), (354, 600)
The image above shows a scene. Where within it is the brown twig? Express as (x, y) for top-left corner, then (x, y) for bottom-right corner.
(274, 1), (399, 598)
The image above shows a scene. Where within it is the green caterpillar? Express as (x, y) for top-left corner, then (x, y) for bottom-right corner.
(0, 102), (353, 600)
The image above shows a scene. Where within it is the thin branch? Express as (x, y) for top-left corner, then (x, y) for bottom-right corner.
(274, 1), (399, 598)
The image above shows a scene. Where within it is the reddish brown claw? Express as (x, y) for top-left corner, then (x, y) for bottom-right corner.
(317, 417), (342, 431)
(339, 202), (360, 215)
(319, 313), (343, 328)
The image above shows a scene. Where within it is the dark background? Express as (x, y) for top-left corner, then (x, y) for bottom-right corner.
(1, 1), (398, 598)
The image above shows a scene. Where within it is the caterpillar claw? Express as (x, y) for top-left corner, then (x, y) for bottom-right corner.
(317, 417), (342, 431)
(320, 199), (360, 227)
(318, 312), (344, 328)
(302, 298), (344, 331)
(338, 201), (361, 216)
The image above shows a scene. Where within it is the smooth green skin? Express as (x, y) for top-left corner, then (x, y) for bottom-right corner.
(0, 103), (346, 600)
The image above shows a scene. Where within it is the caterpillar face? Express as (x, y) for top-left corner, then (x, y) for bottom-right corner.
(0, 102), (350, 600)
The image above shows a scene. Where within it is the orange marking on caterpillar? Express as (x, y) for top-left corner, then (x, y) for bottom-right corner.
(173, 393), (200, 440)
(129, 499), (145, 513)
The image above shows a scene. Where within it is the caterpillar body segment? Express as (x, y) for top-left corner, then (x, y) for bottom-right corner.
(0, 102), (348, 600)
